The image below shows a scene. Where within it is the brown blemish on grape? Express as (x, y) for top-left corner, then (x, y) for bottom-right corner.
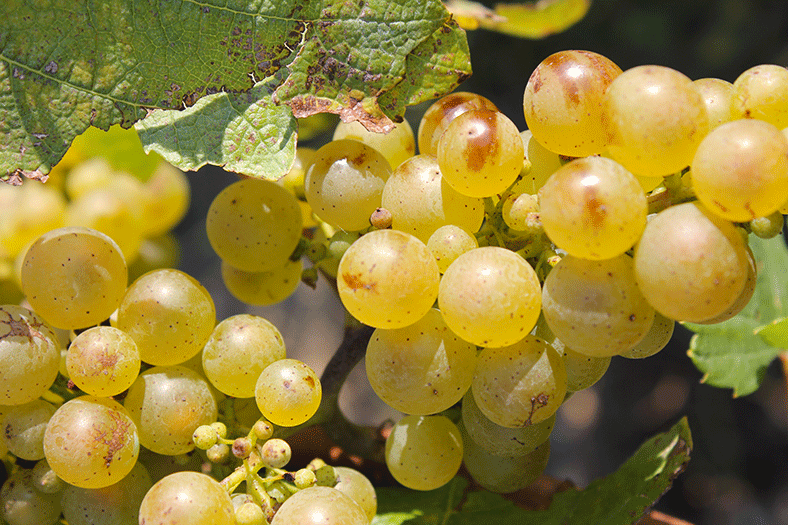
(464, 110), (500, 173)
(342, 272), (377, 292)
(99, 410), (132, 468)
(585, 196), (607, 229)
(304, 375), (315, 388)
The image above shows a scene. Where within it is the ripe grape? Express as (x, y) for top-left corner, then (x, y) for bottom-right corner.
(202, 314), (286, 398)
(221, 258), (303, 306)
(620, 313), (675, 359)
(472, 335), (567, 427)
(1, 399), (56, 461)
(694, 77), (734, 129)
(438, 246), (541, 347)
(693, 244), (758, 325)
(43, 396), (139, 489)
(333, 118), (415, 170)
(731, 64), (788, 128)
(206, 178), (302, 272)
(1, 468), (62, 525)
(562, 346), (611, 391)
(255, 358), (321, 427)
(66, 326), (141, 397)
(385, 414), (463, 491)
(21, 226), (128, 330)
(141, 162), (190, 237)
(426, 224), (479, 273)
(138, 472), (235, 525)
(515, 130), (562, 194)
(0, 180), (66, 259)
(333, 466), (378, 522)
(366, 308), (477, 415)
(417, 91), (498, 156)
(337, 229), (439, 329)
(270, 486), (368, 525)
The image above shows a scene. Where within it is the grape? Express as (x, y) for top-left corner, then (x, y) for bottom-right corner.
(141, 162), (190, 237)
(691, 119), (788, 222)
(501, 193), (539, 232)
(304, 139), (392, 231)
(603, 65), (709, 177)
(221, 258), (303, 306)
(693, 244), (758, 325)
(634, 202), (750, 322)
(523, 50), (622, 156)
(461, 422), (550, 494)
(472, 335), (567, 427)
(61, 461), (152, 525)
(731, 64), (788, 128)
(333, 466), (377, 522)
(417, 91), (499, 156)
(750, 211), (785, 239)
(0, 181), (66, 259)
(236, 502), (267, 525)
(64, 157), (113, 199)
(255, 358), (321, 427)
(366, 308), (477, 415)
(21, 226), (127, 330)
(694, 77), (734, 129)
(381, 154), (484, 242)
(620, 312), (675, 359)
(562, 346), (611, 391)
(1, 399), (56, 460)
(116, 268), (215, 366)
(270, 486), (368, 525)
(426, 224), (479, 273)
(437, 109), (524, 198)
(259, 438), (292, 468)
(438, 246), (541, 348)
(461, 390), (554, 457)
(0, 305), (60, 405)
(123, 365), (217, 455)
(66, 326), (141, 397)
(202, 314), (286, 398)
(541, 254), (655, 357)
(333, 118), (416, 170)
(385, 414), (463, 491)
(206, 178), (302, 272)
(138, 472), (235, 525)
(43, 396), (139, 489)
(337, 229), (439, 329)
(30, 459), (64, 494)
(1, 468), (61, 525)
(515, 130), (562, 194)
(128, 233), (182, 282)
(538, 156), (647, 260)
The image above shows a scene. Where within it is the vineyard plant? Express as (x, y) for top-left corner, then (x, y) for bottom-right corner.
(1, 1), (788, 525)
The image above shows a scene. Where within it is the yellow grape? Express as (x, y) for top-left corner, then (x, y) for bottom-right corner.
(255, 358), (321, 427)
(731, 64), (788, 128)
(138, 472), (235, 525)
(417, 92), (498, 156)
(221, 258), (303, 306)
(333, 119), (416, 170)
(694, 77), (735, 130)
(426, 224), (478, 274)
(66, 326), (141, 397)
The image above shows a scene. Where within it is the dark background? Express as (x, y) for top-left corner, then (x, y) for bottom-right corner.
(175, 2), (788, 524)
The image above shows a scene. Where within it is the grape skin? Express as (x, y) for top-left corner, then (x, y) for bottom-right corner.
(333, 466), (378, 522)
(1, 399), (56, 461)
(270, 486), (368, 525)
(255, 358), (321, 427)
(138, 472), (235, 525)
(66, 326), (141, 397)
(1, 468), (61, 525)
(221, 258), (303, 306)
(417, 92), (499, 157)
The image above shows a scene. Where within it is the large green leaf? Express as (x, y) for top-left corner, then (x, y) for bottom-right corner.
(0, 0), (471, 182)
(685, 236), (788, 397)
(373, 418), (691, 525)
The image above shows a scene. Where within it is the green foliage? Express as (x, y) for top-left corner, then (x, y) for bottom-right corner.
(373, 418), (691, 525)
(0, 0), (470, 181)
(685, 236), (788, 397)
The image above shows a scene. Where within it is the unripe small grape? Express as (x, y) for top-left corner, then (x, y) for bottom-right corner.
(259, 438), (291, 469)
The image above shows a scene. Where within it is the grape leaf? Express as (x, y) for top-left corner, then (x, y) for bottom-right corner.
(685, 236), (788, 397)
(445, 0), (591, 38)
(755, 317), (788, 348)
(0, 0), (471, 182)
(373, 418), (691, 525)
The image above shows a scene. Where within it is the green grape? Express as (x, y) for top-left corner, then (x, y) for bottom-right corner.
(461, 391), (554, 458)
(731, 64), (788, 128)
(417, 92), (499, 157)
(514, 130), (562, 195)
(21, 226), (128, 330)
(691, 119), (788, 222)
(206, 178), (302, 272)
(333, 467), (377, 522)
(438, 246), (541, 348)
(255, 358), (321, 427)
(426, 224), (479, 273)
(1, 399), (56, 460)
(305, 139), (392, 231)
(202, 314), (286, 398)
(124, 365), (217, 455)
(0, 180), (66, 259)
(1, 468), (61, 525)
(43, 396), (139, 489)
(541, 254), (655, 357)
(603, 65), (709, 177)
(295, 468), (317, 489)
(366, 308), (476, 415)
(694, 77), (735, 130)
(620, 312), (675, 359)
(137, 446), (203, 484)
(270, 486), (368, 525)
(236, 502), (267, 525)
(141, 162), (190, 237)
(750, 211), (785, 239)
(192, 424), (218, 450)
(461, 421), (550, 494)
(437, 109), (524, 198)
(385, 414), (463, 491)
(333, 118), (416, 170)
(116, 268), (215, 366)
(138, 472), (235, 525)
(501, 193), (539, 232)
(328, 231), (360, 259)
(30, 459), (64, 494)
(61, 461), (152, 525)
(66, 326), (141, 397)
(128, 233), (182, 283)
(523, 50), (622, 156)
(634, 202), (750, 322)
(473, 336), (566, 427)
(221, 258), (303, 306)
(381, 154), (484, 242)
(337, 229), (439, 329)
(538, 156), (646, 260)
(562, 346), (611, 391)
(0, 304), (60, 405)
(258, 438), (292, 468)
